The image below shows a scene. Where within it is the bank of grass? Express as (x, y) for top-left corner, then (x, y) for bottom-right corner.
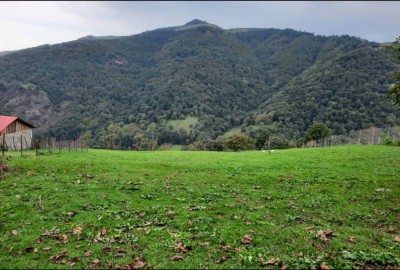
(0, 145), (399, 269)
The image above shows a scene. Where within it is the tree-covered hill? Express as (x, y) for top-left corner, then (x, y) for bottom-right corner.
(0, 20), (399, 148)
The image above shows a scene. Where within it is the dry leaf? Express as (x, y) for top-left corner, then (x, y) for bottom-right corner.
(84, 250), (93, 257)
(91, 259), (101, 268)
(388, 226), (397, 233)
(129, 257), (146, 268)
(25, 247), (35, 253)
(321, 263), (330, 270)
(214, 256), (227, 264)
(102, 246), (113, 253)
(240, 235), (252, 244)
(306, 226), (315, 232)
(262, 258), (276, 265)
(101, 227), (107, 236)
(50, 250), (68, 261)
(393, 236), (400, 242)
(171, 255), (184, 261)
(316, 229), (335, 242)
(73, 225), (83, 235)
(348, 236), (356, 243)
(11, 230), (18, 236)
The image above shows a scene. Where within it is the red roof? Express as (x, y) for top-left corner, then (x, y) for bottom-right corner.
(0, 115), (34, 133)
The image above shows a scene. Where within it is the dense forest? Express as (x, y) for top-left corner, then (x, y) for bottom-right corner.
(0, 19), (399, 149)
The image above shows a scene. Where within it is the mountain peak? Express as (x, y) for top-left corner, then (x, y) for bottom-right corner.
(185, 19), (208, 26)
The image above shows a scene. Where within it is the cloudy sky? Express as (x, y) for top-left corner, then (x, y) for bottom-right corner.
(1, 1), (399, 52)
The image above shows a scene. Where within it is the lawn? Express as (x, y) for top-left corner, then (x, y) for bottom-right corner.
(0, 145), (399, 269)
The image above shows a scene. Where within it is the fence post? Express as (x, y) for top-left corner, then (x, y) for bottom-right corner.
(20, 135), (23, 156)
(372, 128), (375, 145)
(1, 133), (4, 156)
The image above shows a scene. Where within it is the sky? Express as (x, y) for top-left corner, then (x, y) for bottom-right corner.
(0, 1), (399, 52)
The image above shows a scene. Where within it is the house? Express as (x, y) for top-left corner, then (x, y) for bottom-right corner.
(0, 115), (35, 150)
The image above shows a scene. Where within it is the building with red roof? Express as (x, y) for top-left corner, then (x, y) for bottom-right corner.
(0, 115), (35, 150)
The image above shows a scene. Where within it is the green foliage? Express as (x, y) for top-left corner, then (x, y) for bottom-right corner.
(304, 122), (332, 142)
(0, 22), (399, 147)
(266, 135), (294, 149)
(385, 36), (400, 105)
(225, 132), (255, 151)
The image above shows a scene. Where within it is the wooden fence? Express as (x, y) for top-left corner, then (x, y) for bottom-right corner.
(1, 136), (88, 156)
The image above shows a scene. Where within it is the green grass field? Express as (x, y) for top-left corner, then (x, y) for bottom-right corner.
(0, 145), (399, 269)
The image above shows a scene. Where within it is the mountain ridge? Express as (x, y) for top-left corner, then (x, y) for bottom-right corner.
(0, 20), (398, 149)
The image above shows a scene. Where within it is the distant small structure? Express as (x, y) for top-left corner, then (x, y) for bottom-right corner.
(0, 115), (35, 150)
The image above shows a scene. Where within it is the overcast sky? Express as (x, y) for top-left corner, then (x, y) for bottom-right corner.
(1, 1), (399, 52)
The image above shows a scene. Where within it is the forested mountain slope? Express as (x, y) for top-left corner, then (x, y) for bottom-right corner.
(0, 20), (398, 148)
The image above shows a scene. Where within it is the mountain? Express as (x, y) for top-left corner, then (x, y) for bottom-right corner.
(0, 20), (399, 149)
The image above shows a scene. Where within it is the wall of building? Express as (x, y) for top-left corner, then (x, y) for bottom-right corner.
(1, 130), (32, 150)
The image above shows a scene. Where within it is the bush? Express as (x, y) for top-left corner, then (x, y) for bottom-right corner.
(265, 135), (294, 149)
(225, 133), (255, 152)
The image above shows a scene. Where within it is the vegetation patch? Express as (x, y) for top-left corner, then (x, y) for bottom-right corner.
(0, 145), (399, 268)
(167, 117), (199, 132)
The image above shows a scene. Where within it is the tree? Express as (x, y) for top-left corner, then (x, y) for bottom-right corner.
(385, 36), (400, 106)
(225, 133), (255, 152)
(304, 122), (332, 142)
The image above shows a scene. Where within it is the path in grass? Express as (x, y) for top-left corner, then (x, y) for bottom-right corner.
(0, 145), (399, 268)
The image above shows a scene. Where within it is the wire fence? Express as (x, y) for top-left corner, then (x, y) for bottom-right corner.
(302, 127), (399, 148)
(1, 135), (88, 156)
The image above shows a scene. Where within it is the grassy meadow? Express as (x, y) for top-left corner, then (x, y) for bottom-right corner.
(0, 145), (399, 269)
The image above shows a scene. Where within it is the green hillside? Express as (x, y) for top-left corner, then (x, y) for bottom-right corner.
(0, 20), (399, 149)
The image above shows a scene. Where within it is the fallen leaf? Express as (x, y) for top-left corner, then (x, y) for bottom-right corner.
(240, 235), (252, 244)
(306, 226), (315, 232)
(310, 266), (316, 270)
(73, 225), (83, 235)
(67, 211), (77, 216)
(25, 247), (35, 253)
(388, 226), (397, 233)
(244, 221), (252, 225)
(43, 247), (52, 251)
(84, 250), (93, 257)
(348, 236), (356, 243)
(129, 257), (146, 268)
(393, 236), (400, 242)
(281, 263), (288, 270)
(176, 241), (194, 253)
(11, 230), (18, 236)
(214, 256), (227, 264)
(49, 250), (68, 261)
(67, 262), (75, 267)
(316, 229), (335, 242)
(321, 263), (330, 270)
(15, 194), (21, 199)
(171, 256), (184, 261)
(101, 227), (107, 236)
(8, 247), (13, 254)
(102, 246), (113, 253)
(262, 258), (276, 265)
(91, 259), (101, 268)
